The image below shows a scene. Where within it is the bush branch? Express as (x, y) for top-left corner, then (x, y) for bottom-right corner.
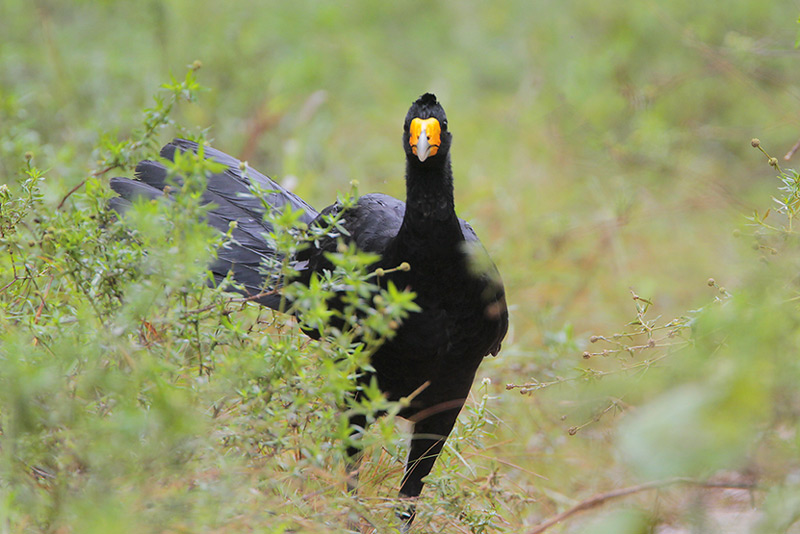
(526, 477), (756, 534)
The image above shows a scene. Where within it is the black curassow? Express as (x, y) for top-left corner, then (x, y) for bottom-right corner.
(109, 93), (508, 528)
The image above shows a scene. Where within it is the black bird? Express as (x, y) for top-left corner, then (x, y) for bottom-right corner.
(109, 93), (509, 528)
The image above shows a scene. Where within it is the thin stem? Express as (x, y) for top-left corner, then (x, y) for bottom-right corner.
(526, 477), (757, 534)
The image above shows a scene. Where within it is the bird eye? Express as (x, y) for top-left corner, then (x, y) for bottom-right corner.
(442, 119), (448, 130)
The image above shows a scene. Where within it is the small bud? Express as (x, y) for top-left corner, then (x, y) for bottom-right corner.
(568, 426), (578, 436)
(228, 220), (238, 229)
(589, 335), (600, 343)
(238, 161), (247, 171)
(648, 339), (656, 348)
(719, 286), (726, 293)
(582, 351), (591, 359)
(769, 157), (779, 168)
(751, 138), (760, 148)
(374, 268), (385, 277)
(24, 151), (33, 161)
(707, 278), (715, 287)
(482, 377), (492, 385)
(388, 320), (399, 329)
(398, 262), (411, 271)
(191, 60), (202, 71)
(349, 179), (359, 187)
(373, 295), (384, 306)
(337, 242), (348, 254)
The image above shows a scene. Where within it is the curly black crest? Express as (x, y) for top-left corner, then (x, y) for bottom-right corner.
(404, 92), (448, 131)
(415, 92), (439, 107)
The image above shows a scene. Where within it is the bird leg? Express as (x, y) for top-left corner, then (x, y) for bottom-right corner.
(345, 412), (368, 532)
(396, 403), (463, 529)
(346, 412), (367, 493)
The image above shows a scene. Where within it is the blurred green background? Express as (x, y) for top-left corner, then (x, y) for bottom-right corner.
(2, 0), (800, 532)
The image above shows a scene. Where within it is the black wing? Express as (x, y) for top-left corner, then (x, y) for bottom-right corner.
(460, 220), (509, 356)
(110, 139), (318, 308)
(295, 193), (405, 280)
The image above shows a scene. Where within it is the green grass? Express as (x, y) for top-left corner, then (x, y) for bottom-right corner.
(3, 1), (800, 532)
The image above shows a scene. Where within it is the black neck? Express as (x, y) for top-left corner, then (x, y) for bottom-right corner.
(403, 155), (457, 225)
(390, 154), (464, 263)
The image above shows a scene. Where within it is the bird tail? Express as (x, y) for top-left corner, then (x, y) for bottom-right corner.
(109, 138), (318, 309)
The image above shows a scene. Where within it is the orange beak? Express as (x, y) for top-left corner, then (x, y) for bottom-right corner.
(409, 118), (441, 162)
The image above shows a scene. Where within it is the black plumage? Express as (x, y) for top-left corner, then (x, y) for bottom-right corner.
(110, 93), (508, 528)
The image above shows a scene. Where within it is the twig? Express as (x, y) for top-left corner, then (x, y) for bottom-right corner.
(525, 477), (756, 534)
(785, 136), (800, 161)
(56, 165), (119, 210)
(33, 275), (54, 324)
(233, 288), (281, 304)
(567, 398), (625, 436)
(506, 351), (673, 394)
(56, 179), (87, 210)
(180, 288), (280, 317)
(0, 277), (18, 294)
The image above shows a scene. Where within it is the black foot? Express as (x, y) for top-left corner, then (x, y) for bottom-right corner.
(396, 500), (416, 532)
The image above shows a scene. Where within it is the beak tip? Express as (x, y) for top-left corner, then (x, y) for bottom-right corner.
(415, 130), (431, 162)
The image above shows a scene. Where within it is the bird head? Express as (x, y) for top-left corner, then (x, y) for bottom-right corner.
(403, 93), (451, 164)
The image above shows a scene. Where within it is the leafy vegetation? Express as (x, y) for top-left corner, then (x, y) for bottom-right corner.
(2, 1), (800, 532)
